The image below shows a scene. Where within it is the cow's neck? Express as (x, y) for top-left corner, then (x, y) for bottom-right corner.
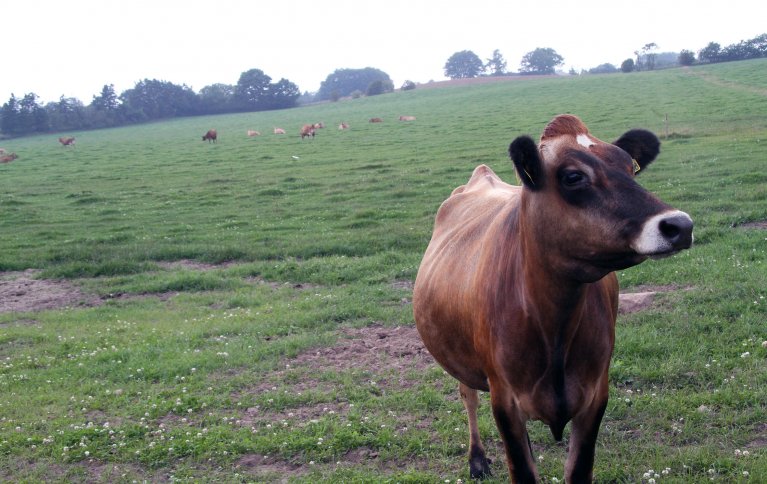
(512, 203), (590, 335)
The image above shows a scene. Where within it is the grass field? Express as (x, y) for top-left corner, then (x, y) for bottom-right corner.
(1, 59), (766, 482)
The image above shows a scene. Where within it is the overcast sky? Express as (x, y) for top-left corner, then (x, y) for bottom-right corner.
(2, 0), (764, 104)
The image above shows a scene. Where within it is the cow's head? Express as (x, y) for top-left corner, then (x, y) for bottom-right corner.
(509, 114), (693, 282)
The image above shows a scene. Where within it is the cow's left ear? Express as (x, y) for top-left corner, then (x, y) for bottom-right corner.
(509, 135), (544, 190)
(613, 129), (660, 173)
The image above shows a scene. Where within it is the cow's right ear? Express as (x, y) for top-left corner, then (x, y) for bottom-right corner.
(509, 135), (544, 190)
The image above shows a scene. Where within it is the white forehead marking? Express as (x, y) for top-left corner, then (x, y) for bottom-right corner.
(576, 134), (594, 148)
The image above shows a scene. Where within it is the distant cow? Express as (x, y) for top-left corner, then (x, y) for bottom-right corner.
(369, 117), (383, 123)
(202, 129), (217, 143)
(313, 122), (325, 129)
(414, 114), (693, 481)
(0, 153), (18, 163)
(300, 124), (315, 139)
(338, 122), (350, 130)
(399, 115), (416, 121)
(247, 130), (261, 137)
(273, 127), (286, 135)
(58, 137), (76, 146)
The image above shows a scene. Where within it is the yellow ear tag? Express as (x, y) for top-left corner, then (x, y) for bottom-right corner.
(632, 158), (641, 174)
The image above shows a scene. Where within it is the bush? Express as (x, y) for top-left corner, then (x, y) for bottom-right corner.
(678, 50), (696, 66)
(366, 79), (394, 96)
(401, 80), (416, 91)
(620, 58), (635, 73)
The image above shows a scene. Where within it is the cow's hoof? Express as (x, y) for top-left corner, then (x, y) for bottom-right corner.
(469, 456), (492, 479)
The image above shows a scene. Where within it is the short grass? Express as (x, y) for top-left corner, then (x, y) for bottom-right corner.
(1, 59), (766, 482)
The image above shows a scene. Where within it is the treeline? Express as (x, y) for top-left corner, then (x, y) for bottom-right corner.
(0, 68), (300, 138)
(694, 33), (767, 64)
(0, 65), (399, 138)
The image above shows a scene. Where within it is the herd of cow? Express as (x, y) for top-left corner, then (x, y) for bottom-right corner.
(200, 115), (417, 143)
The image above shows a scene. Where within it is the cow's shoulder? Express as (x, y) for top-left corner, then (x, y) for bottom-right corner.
(436, 165), (518, 227)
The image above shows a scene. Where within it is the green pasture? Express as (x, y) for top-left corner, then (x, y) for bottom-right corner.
(1, 59), (766, 482)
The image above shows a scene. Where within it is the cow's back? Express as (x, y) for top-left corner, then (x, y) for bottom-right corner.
(414, 165), (519, 389)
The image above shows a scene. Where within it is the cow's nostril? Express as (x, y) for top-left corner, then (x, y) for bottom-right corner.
(659, 220), (680, 239)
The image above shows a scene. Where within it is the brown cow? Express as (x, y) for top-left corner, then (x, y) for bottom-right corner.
(58, 137), (76, 146)
(273, 127), (286, 135)
(300, 124), (315, 139)
(413, 114), (693, 482)
(0, 153), (18, 163)
(313, 122), (325, 129)
(369, 117), (383, 123)
(247, 130), (260, 137)
(338, 122), (350, 130)
(202, 129), (217, 143)
(399, 115), (416, 121)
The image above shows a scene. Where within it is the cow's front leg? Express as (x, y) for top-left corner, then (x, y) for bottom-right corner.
(565, 392), (608, 483)
(489, 386), (538, 483)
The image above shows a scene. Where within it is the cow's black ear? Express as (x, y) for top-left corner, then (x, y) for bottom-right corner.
(509, 135), (544, 190)
(613, 129), (660, 173)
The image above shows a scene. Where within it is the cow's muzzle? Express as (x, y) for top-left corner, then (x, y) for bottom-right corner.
(631, 210), (694, 258)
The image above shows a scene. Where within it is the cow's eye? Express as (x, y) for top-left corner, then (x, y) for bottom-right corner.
(561, 171), (587, 188)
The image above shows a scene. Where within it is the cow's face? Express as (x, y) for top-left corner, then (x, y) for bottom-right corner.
(509, 115), (693, 282)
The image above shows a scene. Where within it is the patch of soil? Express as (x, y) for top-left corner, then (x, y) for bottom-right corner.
(739, 220), (767, 229)
(0, 270), (101, 314)
(618, 284), (692, 314)
(234, 453), (305, 480)
(251, 325), (435, 394)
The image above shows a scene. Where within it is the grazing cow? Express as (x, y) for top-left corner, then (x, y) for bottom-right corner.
(413, 114), (693, 482)
(247, 130), (261, 137)
(202, 129), (217, 143)
(273, 127), (286, 135)
(369, 117), (383, 123)
(58, 137), (76, 146)
(399, 115), (416, 121)
(338, 122), (350, 130)
(0, 153), (18, 163)
(300, 124), (315, 139)
(313, 122), (325, 129)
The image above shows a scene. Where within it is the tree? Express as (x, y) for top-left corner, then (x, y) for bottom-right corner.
(198, 83), (235, 114)
(698, 42), (721, 63)
(678, 50), (695, 66)
(485, 49), (507, 76)
(267, 78), (300, 109)
(0, 94), (21, 135)
(588, 63), (618, 74)
(316, 68), (392, 101)
(634, 43), (658, 71)
(519, 48), (564, 75)
(444, 50), (484, 79)
(234, 69), (273, 111)
(120, 79), (199, 121)
(47, 96), (86, 131)
(620, 58), (635, 73)
(91, 84), (119, 112)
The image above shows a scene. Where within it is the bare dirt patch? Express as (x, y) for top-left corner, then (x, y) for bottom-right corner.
(0, 270), (101, 314)
(739, 220), (767, 229)
(618, 284), (691, 314)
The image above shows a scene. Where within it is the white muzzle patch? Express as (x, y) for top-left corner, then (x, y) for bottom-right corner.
(631, 210), (694, 256)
